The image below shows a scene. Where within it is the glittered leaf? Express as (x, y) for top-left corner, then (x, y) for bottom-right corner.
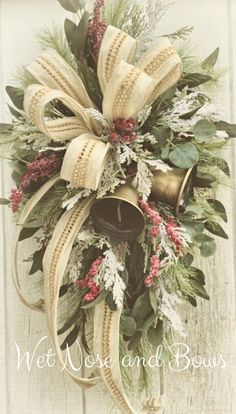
(207, 199), (227, 222)
(205, 221), (228, 239)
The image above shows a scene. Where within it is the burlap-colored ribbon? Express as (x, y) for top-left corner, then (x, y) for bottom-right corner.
(14, 24), (182, 413)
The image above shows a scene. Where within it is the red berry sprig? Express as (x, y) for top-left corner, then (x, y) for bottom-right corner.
(75, 256), (103, 302)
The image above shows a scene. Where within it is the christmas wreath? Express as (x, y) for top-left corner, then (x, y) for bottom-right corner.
(1, 0), (235, 413)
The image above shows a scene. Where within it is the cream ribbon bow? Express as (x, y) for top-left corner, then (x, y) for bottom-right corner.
(23, 25), (182, 191)
(14, 25), (181, 413)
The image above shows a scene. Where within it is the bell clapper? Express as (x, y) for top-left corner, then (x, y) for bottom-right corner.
(117, 200), (122, 226)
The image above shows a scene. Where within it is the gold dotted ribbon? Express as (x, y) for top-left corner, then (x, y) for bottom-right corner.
(12, 175), (61, 312)
(24, 84), (93, 141)
(27, 49), (94, 108)
(102, 61), (156, 121)
(42, 195), (101, 388)
(61, 133), (110, 190)
(98, 25), (137, 94)
(137, 37), (182, 102)
(94, 302), (136, 414)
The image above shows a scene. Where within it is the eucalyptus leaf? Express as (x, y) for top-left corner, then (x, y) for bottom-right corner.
(161, 143), (170, 159)
(201, 47), (220, 70)
(121, 316), (136, 337)
(193, 119), (217, 142)
(169, 143), (199, 168)
(195, 233), (217, 257)
(60, 325), (80, 351)
(57, 0), (83, 13)
(6, 86), (24, 110)
(214, 121), (236, 137)
(0, 198), (10, 205)
(182, 220), (204, 240)
(205, 221), (228, 239)
(151, 126), (171, 147)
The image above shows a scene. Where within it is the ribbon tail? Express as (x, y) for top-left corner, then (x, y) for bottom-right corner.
(12, 175), (61, 312)
(94, 301), (137, 414)
(43, 196), (101, 388)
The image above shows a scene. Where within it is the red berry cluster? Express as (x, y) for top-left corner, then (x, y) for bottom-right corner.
(9, 152), (62, 213)
(109, 118), (137, 144)
(9, 188), (24, 213)
(75, 256), (103, 302)
(20, 153), (62, 189)
(144, 255), (160, 287)
(139, 200), (162, 238)
(165, 218), (182, 251)
(88, 0), (107, 62)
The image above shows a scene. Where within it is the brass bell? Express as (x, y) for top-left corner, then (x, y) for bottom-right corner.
(151, 167), (197, 214)
(90, 183), (145, 241)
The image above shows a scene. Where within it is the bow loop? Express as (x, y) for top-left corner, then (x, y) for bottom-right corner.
(98, 25), (137, 94)
(27, 49), (94, 108)
(24, 84), (93, 140)
(61, 133), (110, 190)
(137, 38), (182, 101)
(102, 60), (155, 121)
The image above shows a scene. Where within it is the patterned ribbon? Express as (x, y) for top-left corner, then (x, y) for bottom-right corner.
(14, 24), (181, 413)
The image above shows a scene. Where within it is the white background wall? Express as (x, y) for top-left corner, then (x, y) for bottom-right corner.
(0, 1), (236, 413)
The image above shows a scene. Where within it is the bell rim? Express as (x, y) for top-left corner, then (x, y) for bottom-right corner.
(176, 166), (197, 214)
(92, 195), (145, 220)
(91, 195), (145, 236)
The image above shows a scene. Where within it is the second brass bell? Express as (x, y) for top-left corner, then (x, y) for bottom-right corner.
(151, 166), (197, 214)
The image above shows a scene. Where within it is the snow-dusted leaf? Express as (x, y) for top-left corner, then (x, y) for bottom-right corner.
(132, 159), (152, 200)
(144, 158), (172, 172)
